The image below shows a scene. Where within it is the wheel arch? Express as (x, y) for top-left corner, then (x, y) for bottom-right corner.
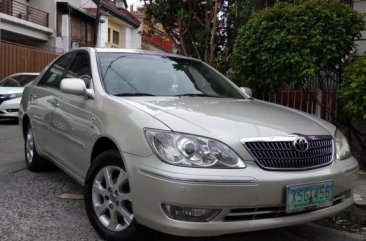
(90, 136), (120, 163)
(22, 114), (30, 140)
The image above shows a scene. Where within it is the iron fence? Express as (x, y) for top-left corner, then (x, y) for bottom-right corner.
(257, 75), (339, 123)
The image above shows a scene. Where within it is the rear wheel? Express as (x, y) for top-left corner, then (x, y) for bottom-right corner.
(84, 150), (147, 241)
(24, 124), (47, 171)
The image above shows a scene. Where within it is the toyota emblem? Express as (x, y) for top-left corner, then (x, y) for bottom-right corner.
(292, 137), (309, 152)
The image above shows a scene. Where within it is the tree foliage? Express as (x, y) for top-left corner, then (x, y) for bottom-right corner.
(230, 1), (365, 93)
(339, 57), (366, 120)
(143, 0), (258, 69)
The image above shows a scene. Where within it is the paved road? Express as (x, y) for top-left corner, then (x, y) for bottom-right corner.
(0, 119), (26, 174)
(0, 119), (365, 241)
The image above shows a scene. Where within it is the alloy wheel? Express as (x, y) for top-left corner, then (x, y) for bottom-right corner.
(26, 129), (34, 164)
(92, 165), (134, 232)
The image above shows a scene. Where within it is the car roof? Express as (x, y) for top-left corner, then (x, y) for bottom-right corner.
(2, 73), (39, 80)
(5, 73), (39, 77)
(80, 47), (198, 61)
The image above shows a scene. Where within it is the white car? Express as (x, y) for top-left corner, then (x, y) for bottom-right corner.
(0, 73), (38, 118)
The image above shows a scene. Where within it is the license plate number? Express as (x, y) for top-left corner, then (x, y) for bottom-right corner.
(286, 181), (333, 213)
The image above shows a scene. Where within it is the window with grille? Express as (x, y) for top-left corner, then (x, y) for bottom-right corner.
(113, 30), (119, 45)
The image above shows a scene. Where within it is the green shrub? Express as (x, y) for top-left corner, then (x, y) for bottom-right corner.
(339, 57), (366, 120)
(230, 0), (365, 93)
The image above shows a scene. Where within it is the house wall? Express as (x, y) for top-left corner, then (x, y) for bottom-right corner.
(124, 25), (132, 48)
(28, 0), (59, 52)
(0, 0), (58, 52)
(5, 0), (92, 52)
(99, 15), (109, 47)
(120, 22), (141, 49)
(30, 0), (57, 30)
(1, 0), (140, 52)
(131, 28), (141, 49)
(80, 0), (95, 8)
(133, 7), (171, 52)
(108, 19), (125, 48)
(13, 0), (56, 29)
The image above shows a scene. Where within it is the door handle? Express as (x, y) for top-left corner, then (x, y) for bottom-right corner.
(51, 99), (59, 108)
(90, 117), (96, 129)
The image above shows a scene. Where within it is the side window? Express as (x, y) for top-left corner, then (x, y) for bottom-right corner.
(65, 52), (92, 88)
(38, 53), (73, 89)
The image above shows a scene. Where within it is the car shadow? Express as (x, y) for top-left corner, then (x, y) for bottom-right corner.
(0, 118), (19, 125)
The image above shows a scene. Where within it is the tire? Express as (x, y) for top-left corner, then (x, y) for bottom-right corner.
(84, 150), (148, 241)
(24, 123), (47, 172)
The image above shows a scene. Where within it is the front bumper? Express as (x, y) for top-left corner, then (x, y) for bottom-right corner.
(123, 153), (358, 237)
(0, 98), (21, 118)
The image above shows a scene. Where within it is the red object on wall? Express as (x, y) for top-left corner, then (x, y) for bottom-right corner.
(142, 35), (173, 53)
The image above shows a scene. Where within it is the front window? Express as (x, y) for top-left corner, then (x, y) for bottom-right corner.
(38, 53), (73, 89)
(97, 53), (244, 98)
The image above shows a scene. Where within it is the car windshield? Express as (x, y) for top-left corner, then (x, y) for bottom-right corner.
(97, 53), (244, 99)
(0, 75), (36, 87)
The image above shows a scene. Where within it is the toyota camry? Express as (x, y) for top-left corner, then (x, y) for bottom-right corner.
(19, 48), (358, 241)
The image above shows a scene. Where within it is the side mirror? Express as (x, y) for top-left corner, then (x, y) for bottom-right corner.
(240, 87), (252, 98)
(61, 78), (86, 96)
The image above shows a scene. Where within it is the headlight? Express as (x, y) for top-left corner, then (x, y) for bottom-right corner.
(334, 129), (351, 160)
(145, 129), (246, 168)
(9, 93), (22, 99)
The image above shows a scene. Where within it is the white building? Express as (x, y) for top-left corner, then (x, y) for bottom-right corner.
(0, 0), (141, 53)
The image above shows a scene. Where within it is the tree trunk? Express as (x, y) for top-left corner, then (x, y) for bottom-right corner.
(177, 18), (188, 56)
(209, 0), (219, 64)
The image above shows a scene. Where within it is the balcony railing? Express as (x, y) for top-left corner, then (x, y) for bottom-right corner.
(0, 0), (49, 27)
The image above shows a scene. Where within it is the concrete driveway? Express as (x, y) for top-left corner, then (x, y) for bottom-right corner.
(0, 119), (365, 241)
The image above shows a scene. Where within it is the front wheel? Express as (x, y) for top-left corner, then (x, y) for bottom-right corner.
(84, 150), (147, 241)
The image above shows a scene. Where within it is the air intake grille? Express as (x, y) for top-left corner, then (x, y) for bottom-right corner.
(244, 136), (333, 170)
(224, 192), (349, 221)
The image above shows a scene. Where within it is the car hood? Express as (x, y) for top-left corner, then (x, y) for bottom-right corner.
(0, 87), (24, 95)
(123, 97), (335, 141)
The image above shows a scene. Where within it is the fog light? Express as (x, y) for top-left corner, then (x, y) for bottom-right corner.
(162, 204), (221, 222)
(6, 109), (18, 113)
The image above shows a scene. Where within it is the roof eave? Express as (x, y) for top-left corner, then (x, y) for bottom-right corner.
(57, 2), (96, 21)
(91, 0), (140, 28)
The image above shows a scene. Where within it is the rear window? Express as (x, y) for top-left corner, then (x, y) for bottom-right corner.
(0, 75), (37, 87)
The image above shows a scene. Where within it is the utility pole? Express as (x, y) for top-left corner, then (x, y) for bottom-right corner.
(94, 0), (103, 47)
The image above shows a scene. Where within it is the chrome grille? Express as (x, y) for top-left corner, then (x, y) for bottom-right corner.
(243, 135), (333, 170)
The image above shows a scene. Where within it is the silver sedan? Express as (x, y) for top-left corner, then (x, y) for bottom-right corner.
(19, 48), (358, 241)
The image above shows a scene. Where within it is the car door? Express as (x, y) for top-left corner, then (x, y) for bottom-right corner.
(48, 51), (97, 178)
(29, 53), (74, 154)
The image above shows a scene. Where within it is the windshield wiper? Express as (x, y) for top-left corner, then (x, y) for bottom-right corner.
(114, 93), (156, 96)
(175, 93), (219, 97)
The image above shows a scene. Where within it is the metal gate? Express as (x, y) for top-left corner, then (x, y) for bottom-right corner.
(258, 76), (339, 123)
(0, 41), (59, 79)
